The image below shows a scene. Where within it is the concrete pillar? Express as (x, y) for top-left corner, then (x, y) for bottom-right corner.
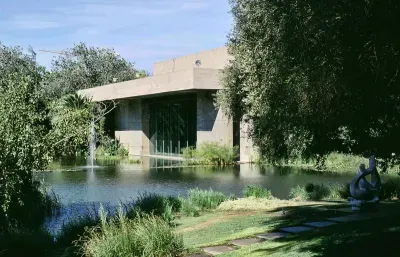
(239, 119), (258, 163)
(141, 102), (151, 156)
(196, 91), (233, 146)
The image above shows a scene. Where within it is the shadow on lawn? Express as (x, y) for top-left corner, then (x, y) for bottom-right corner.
(255, 201), (400, 257)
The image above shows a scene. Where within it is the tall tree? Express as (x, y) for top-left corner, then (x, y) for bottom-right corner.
(218, 0), (400, 169)
(42, 42), (146, 99)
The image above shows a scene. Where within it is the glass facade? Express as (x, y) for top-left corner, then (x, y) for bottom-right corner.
(148, 94), (197, 156)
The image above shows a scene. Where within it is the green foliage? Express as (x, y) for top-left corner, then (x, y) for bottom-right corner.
(180, 199), (200, 217)
(57, 214), (100, 247)
(218, 0), (400, 169)
(49, 93), (97, 157)
(379, 180), (400, 200)
(127, 193), (181, 223)
(290, 183), (330, 201)
(0, 43), (44, 92)
(328, 183), (351, 200)
(0, 228), (55, 257)
(0, 73), (56, 231)
(41, 42), (147, 99)
(182, 142), (239, 166)
(78, 206), (184, 257)
(243, 185), (273, 199)
(187, 188), (226, 210)
(291, 181), (400, 201)
(96, 137), (129, 157)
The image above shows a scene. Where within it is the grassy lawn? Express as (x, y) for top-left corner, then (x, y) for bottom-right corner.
(176, 201), (348, 249)
(222, 214), (400, 257)
(176, 200), (400, 256)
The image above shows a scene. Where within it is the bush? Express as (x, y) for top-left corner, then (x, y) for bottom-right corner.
(180, 199), (200, 217)
(78, 206), (184, 257)
(0, 228), (55, 257)
(96, 137), (129, 158)
(187, 188), (226, 210)
(328, 183), (351, 200)
(243, 185), (273, 199)
(289, 186), (308, 201)
(1, 182), (61, 231)
(324, 153), (367, 171)
(57, 213), (100, 247)
(182, 142), (239, 166)
(380, 180), (400, 200)
(127, 193), (181, 223)
(290, 183), (330, 201)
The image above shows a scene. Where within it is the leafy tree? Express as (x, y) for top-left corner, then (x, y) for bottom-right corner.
(0, 73), (53, 230)
(42, 42), (147, 99)
(0, 43), (44, 87)
(48, 92), (114, 157)
(218, 0), (400, 170)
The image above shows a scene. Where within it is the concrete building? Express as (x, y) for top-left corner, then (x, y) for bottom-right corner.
(79, 47), (256, 162)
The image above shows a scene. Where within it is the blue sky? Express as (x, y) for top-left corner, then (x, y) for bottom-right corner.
(0, 0), (232, 72)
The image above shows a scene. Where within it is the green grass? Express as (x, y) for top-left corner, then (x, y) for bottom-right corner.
(77, 206), (184, 257)
(265, 152), (400, 173)
(0, 228), (55, 257)
(127, 193), (181, 222)
(178, 201), (400, 257)
(290, 180), (400, 201)
(221, 207), (400, 257)
(182, 142), (239, 166)
(187, 188), (226, 210)
(57, 213), (100, 247)
(243, 185), (273, 199)
(179, 212), (273, 248)
(290, 183), (330, 201)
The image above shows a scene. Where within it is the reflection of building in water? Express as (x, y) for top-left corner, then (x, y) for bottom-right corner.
(79, 47), (256, 162)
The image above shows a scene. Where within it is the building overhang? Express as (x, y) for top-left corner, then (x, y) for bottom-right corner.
(78, 68), (223, 102)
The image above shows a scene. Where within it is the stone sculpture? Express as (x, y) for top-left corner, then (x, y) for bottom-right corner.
(349, 156), (381, 212)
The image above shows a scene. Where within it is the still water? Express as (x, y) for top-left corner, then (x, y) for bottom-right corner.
(37, 157), (355, 205)
(38, 157), (355, 234)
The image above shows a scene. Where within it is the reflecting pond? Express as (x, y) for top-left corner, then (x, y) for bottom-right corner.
(38, 157), (356, 234)
(37, 157), (357, 204)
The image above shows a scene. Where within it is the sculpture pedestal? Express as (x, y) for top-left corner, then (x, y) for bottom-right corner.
(349, 197), (379, 212)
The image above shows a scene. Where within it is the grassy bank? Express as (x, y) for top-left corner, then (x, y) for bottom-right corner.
(2, 182), (399, 257)
(263, 152), (400, 173)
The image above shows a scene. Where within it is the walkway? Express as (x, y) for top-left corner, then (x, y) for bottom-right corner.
(188, 207), (388, 256)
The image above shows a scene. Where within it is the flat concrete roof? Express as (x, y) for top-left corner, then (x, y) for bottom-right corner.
(79, 68), (222, 102)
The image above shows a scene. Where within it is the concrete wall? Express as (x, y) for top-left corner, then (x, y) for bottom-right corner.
(153, 47), (231, 75)
(114, 99), (143, 156)
(79, 68), (223, 102)
(239, 120), (257, 163)
(196, 91), (233, 146)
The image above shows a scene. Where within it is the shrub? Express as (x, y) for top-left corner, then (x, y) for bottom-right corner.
(243, 185), (273, 199)
(57, 213), (100, 247)
(127, 193), (181, 222)
(1, 182), (61, 231)
(182, 142), (239, 166)
(78, 206), (184, 257)
(324, 153), (367, 171)
(96, 137), (128, 158)
(328, 183), (351, 200)
(180, 199), (200, 217)
(0, 228), (55, 257)
(380, 180), (400, 200)
(290, 183), (330, 201)
(289, 186), (308, 201)
(196, 142), (239, 165)
(187, 188), (226, 210)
